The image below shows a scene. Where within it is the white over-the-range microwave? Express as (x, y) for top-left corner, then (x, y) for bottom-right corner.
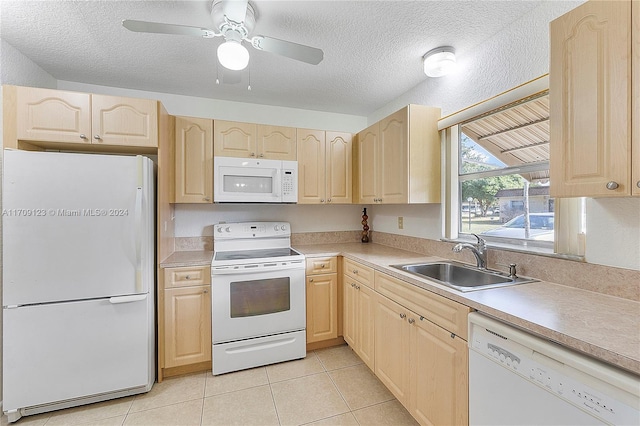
(213, 156), (298, 203)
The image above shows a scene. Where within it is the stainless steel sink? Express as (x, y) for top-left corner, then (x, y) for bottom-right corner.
(390, 261), (537, 292)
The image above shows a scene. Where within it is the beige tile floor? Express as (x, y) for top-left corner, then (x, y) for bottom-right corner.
(2, 345), (418, 426)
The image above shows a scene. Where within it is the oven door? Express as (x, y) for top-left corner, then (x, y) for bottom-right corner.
(211, 263), (305, 344)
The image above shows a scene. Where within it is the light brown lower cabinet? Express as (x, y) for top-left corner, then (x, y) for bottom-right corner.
(306, 272), (338, 343)
(343, 270), (375, 370)
(159, 265), (211, 381)
(374, 291), (468, 426)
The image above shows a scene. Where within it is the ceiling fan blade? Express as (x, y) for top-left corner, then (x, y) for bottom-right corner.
(223, 0), (249, 24)
(122, 19), (217, 38)
(250, 36), (324, 65)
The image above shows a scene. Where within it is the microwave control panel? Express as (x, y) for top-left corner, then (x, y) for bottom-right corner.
(281, 161), (298, 202)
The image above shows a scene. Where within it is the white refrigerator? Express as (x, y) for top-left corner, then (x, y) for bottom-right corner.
(2, 150), (155, 423)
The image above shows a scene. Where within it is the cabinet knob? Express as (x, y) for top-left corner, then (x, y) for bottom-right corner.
(79, 134), (88, 140)
(408, 318), (415, 324)
(637, 181), (640, 189)
(399, 313), (406, 319)
(258, 153), (264, 158)
(353, 269), (358, 274)
(355, 285), (360, 290)
(351, 283), (356, 288)
(309, 278), (314, 282)
(203, 197), (211, 201)
(94, 135), (102, 140)
(320, 264), (325, 268)
(327, 198), (332, 203)
(185, 275), (190, 280)
(249, 153), (255, 157)
(204, 289), (208, 294)
(320, 199), (325, 203)
(606, 181), (619, 190)
(378, 198), (382, 203)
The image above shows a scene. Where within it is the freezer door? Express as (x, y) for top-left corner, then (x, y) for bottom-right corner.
(2, 150), (154, 305)
(3, 296), (153, 411)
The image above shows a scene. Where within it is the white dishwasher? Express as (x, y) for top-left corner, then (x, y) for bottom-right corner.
(468, 313), (640, 425)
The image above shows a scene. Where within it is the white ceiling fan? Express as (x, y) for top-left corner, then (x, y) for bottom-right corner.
(122, 0), (324, 71)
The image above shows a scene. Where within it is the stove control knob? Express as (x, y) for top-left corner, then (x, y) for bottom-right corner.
(217, 227), (223, 233)
(274, 225), (279, 231)
(225, 227), (231, 233)
(281, 225), (287, 231)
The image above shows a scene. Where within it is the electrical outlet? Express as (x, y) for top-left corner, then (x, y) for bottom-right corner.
(398, 216), (404, 229)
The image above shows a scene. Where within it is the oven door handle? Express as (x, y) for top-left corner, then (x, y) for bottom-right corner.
(211, 262), (305, 275)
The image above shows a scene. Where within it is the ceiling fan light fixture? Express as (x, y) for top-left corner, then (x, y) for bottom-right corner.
(217, 39), (250, 70)
(423, 46), (456, 77)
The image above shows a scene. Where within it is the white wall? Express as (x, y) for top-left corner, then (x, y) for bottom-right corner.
(586, 198), (640, 271)
(57, 81), (367, 134)
(174, 204), (365, 237)
(0, 39), (57, 89)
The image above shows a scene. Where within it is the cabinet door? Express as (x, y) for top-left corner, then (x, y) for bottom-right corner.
(16, 86), (91, 144)
(214, 120), (257, 157)
(297, 129), (326, 203)
(343, 275), (358, 348)
(357, 284), (376, 371)
(633, 2), (640, 196)
(174, 117), (213, 203)
(379, 108), (408, 203)
(326, 132), (353, 204)
(306, 274), (338, 343)
(356, 124), (379, 203)
(91, 94), (158, 147)
(410, 314), (468, 426)
(257, 125), (297, 160)
(374, 294), (410, 406)
(164, 286), (212, 368)
(550, 0), (631, 197)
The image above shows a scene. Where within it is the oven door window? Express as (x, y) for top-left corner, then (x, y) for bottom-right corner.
(229, 277), (290, 317)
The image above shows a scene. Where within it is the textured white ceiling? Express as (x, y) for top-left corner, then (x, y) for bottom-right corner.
(0, 0), (544, 116)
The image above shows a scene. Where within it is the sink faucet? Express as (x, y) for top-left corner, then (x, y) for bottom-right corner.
(452, 234), (487, 269)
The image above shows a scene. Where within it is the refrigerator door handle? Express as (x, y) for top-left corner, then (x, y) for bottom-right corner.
(134, 156), (144, 293)
(109, 294), (147, 304)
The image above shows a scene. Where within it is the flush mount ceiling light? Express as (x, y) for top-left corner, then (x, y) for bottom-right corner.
(423, 46), (456, 77)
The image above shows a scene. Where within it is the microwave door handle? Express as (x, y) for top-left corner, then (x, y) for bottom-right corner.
(274, 169), (281, 198)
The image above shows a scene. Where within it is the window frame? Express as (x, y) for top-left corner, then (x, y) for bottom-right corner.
(440, 76), (584, 259)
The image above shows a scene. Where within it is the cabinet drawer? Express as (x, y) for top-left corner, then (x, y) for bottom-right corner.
(164, 265), (211, 288)
(343, 258), (374, 288)
(374, 271), (470, 339)
(306, 257), (338, 275)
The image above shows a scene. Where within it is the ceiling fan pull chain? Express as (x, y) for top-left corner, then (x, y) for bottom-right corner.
(248, 65), (251, 91)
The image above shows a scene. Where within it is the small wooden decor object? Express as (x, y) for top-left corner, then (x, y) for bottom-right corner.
(361, 208), (369, 243)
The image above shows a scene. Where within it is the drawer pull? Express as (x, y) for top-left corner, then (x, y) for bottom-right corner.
(353, 269), (358, 274)
(185, 275), (190, 280)
(408, 318), (415, 324)
(320, 264), (325, 268)
(355, 285), (360, 290)
(399, 313), (406, 319)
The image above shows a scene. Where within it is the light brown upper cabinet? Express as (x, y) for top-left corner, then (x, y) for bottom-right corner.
(8, 86), (158, 149)
(214, 120), (296, 160)
(174, 116), (213, 203)
(550, 1), (639, 197)
(354, 104), (441, 204)
(297, 129), (353, 204)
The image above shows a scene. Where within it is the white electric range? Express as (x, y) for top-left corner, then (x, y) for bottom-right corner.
(210, 221), (306, 375)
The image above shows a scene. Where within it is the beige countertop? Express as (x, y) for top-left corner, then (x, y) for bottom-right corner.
(295, 242), (640, 376)
(160, 243), (640, 375)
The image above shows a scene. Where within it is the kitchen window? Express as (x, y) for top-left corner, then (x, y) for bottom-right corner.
(441, 77), (584, 257)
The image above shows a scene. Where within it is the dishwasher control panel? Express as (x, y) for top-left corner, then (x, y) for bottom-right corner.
(469, 313), (640, 425)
